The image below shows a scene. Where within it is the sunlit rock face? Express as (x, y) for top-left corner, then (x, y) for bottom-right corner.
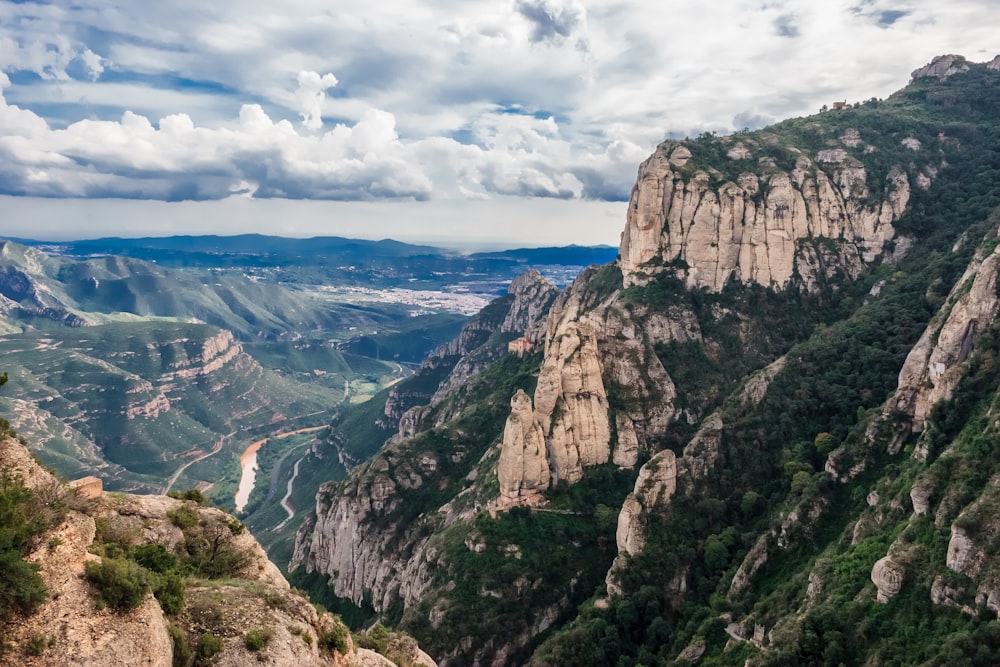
(497, 389), (550, 508)
(618, 141), (910, 291)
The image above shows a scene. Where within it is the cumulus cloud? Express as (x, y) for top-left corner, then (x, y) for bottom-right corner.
(0, 86), (432, 201)
(294, 70), (338, 130)
(0, 0), (998, 217)
(0, 81), (640, 203)
(79, 49), (105, 81)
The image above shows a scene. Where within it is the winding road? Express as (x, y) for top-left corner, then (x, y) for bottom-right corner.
(233, 425), (327, 511)
(162, 432), (233, 495)
(275, 454), (304, 530)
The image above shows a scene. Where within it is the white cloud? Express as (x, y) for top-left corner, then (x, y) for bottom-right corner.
(0, 0), (998, 243)
(294, 70), (338, 130)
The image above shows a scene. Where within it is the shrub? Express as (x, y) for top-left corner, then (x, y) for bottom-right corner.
(167, 489), (205, 505)
(24, 633), (47, 656)
(167, 506), (200, 530)
(92, 515), (139, 558)
(84, 557), (150, 611)
(0, 473), (53, 620)
(183, 522), (252, 578)
(195, 632), (223, 663)
(151, 571), (186, 616)
(319, 622), (350, 654)
(168, 624), (191, 667)
(244, 627), (273, 652)
(0, 550), (47, 619)
(132, 543), (177, 573)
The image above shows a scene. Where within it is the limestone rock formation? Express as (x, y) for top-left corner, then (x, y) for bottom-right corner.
(911, 54), (970, 81)
(729, 536), (769, 600)
(291, 453), (438, 613)
(871, 555), (906, 603)
(0, 437), (405, 667)
(618, 140), (911, 291)
(910, 477), (934, 516)
(534, 320), (611, 484)
(874, 233), (1000, 453)
(501, 269), (561, 334)
(376, 269), (559, 444)
(497, 389), (550, 507)
(989, 55), (1000, 71)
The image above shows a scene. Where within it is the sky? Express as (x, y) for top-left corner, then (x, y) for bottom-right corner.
(0, 1), (997, 249)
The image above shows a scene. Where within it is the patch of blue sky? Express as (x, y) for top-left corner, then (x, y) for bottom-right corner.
(494, 104), (569, 124)
(878, 10), (910, 27)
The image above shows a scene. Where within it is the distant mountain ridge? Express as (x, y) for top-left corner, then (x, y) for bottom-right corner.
(16, 235), (619, 291)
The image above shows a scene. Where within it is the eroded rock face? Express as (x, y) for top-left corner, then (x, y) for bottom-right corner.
(618, 142), (911, 291)
(729, 536), (769, 600)
(874, 238), (1000, 453)
(911, 478), (934, 515)
(502, 269), (561, 334)
(0, 437), (380, 667)
(534, 321), (611, 484)
(291, 454), (438, 613)
(947, 524), (985, 578)
(497, 389), (550, 507)
(911, 54), (970, 81)
(871, 555), (906, 603)
(378, 269), (559, 444)
(535, 269), (679, 469)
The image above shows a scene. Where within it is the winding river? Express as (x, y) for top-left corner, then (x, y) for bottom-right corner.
(233, 437), (267, 513)
(233, 426), (327, 513)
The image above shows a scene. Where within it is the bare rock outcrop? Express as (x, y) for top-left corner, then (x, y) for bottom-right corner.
(377, 269), (559, 444)
(618, 141), (911, 291)
(534, 320), (611, 484)
(989, 55), (1000, 71)
(497, 389), (550, 507)
(502, 269), (560, 334)
(871, 555), (906, 603)
(910, 477), (934, 515)
(729, 536), (769, 600)
(0, 436), (394, 667)
(911, 54), (970, 81)
(873, 234), (1000, 454)
(291, 455), (438, 613)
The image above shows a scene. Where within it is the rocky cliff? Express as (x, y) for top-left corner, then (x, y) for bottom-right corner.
(0, 435), (433, 667)
(619, 137), (912, 291)
(293, 56), (1000, 667)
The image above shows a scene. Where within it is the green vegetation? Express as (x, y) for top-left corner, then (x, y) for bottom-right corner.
(168, 489), (206, 504)
(244, 627), (273, 651)
(194, 632), (223, 664)
(24, 633), (48, 657)
(355, 624), (428, 666)
(319, 621), (350, 653)
(168, 624), (192, 667)
(84, 557), (151, 611)
(0, 435), (64, 623)
(521, 63), (1000, 665)
(168, 505), (200, 529)
(86, 506), (253, 617)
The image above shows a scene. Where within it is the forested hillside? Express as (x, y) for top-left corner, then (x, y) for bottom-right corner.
(290, 55), (1000, 666)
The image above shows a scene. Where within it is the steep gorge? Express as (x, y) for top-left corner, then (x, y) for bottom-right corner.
(292, 55), (1000, 666)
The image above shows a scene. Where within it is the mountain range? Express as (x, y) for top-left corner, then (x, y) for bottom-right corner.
(5, 53), (1000, 666)
(285, 54), (1000, 666)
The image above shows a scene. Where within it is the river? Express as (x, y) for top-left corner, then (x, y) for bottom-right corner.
(233, 426), (327, 513)
(233, 437), (267, 513)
